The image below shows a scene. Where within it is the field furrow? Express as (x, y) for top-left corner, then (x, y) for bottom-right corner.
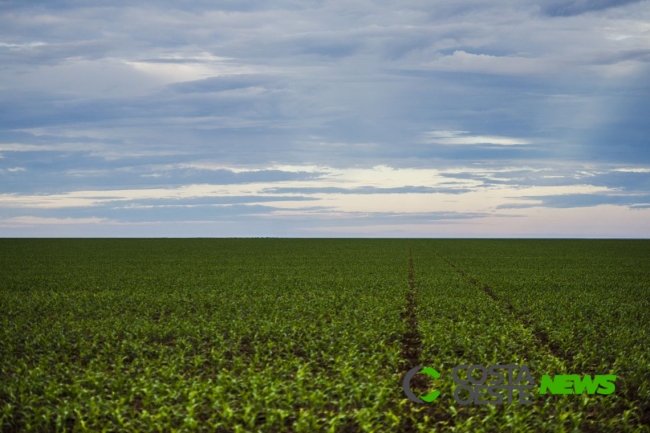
(408, 244), (647, 432)
(425, 240), (650, 430)
(1, 239), (648, 432)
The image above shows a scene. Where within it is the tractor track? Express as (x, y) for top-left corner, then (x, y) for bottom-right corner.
(398, 249), (428, 431)
(400, 249), (422, 371)
(398, 249), (454, 431)
(437, 253), (567, 362)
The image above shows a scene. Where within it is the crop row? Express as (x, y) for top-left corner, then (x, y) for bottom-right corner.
(1, 239), (410, 431)
(412, 239), (649, 431)
(1, 239), (648, 432)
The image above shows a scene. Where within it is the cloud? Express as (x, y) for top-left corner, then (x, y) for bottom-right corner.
(262, 186), (472, 194)
(0, 143), (102, 152)
(1, 1), (650, 236)
(125, 53), (265, 85)
(497, 193), (650, 209)
(423, 130), (532, 146)
(0, 216), (107, 226)
(423, 51), (549, 75)
(613, 167), (650, 173)
(539, 0), (644, 17)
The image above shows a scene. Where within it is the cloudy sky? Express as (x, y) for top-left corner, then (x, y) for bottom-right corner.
(1, 0), (649, 237)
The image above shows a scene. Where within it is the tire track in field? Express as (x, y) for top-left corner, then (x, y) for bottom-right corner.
(398, 249), (429, 432)
(400, 249), (424, 378)
(436, 253), (568, 362)
(397, 250), (446, 433)
(401, 249), (421, 368)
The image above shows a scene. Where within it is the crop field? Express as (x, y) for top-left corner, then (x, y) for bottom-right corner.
(1, 239), (649, 432)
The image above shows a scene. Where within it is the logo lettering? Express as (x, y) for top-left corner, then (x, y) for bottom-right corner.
(539, 375), (617, 395)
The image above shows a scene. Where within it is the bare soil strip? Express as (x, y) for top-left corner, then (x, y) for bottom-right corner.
(400, 249), (422, 371)
(398, 249), (431, 431)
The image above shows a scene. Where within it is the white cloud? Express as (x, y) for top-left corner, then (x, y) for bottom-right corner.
(0, 164), (611, 216)
(0, 216), (107, 227)
(613, 167), (650, 173)
(0, 41), (48, 49)
(0, 143), (77, 152)
(423, 51), (550, 75)
(423, 130), (532, 146)
(124, 52), (269, 84)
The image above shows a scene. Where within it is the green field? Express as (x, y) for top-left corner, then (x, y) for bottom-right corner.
(1, 239), (649, 432)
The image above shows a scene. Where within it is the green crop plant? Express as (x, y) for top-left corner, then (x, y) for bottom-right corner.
(1, 239), (649, 432)
(414, 239), (650, 431)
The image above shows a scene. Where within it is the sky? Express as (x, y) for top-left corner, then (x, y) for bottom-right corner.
(1, 0), (649, 237)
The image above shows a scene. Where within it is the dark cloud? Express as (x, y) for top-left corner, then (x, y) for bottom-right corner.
(590, 49), (650, 65)
(0, 151), (324, 194)
(539, 0), (644, 16)
(168, 75), (277, 94)
(0, 205), (490, 226)
(0, 40), (112, 67)
(440, 168), (650, 193)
